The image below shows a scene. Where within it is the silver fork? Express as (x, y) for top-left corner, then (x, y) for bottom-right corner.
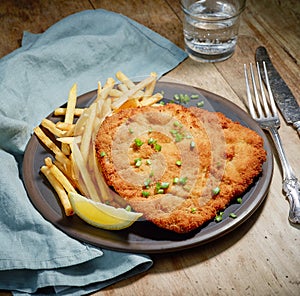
(244, 61), (300, 224)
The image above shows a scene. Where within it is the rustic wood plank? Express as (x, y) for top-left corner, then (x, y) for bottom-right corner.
(0, 0), (93, 58)
(89, 0), (184, 48)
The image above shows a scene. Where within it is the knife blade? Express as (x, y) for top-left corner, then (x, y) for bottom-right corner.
(255, 46), (300, 136)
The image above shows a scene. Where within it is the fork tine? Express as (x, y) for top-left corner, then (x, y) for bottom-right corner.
(244, 64), (257, 118)
(256, 62), (271, 117)
(249, 63), (264, 118)
(262, 61), (278, 117)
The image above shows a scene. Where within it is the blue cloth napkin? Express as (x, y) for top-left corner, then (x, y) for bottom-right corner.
(0, 9), (187, 295)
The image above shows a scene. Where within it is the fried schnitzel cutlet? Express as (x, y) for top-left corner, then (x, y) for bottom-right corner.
(95, 103), (266, 233)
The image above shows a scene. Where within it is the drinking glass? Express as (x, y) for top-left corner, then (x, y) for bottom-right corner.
(181, 0), (246, 62)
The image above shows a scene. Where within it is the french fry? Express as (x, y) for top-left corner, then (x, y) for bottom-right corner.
(69, 152), (88, 195)
(109, 89), (123, 98)
(139, 93), (163, 107)
(144, 72), (158, 98)
(115, 71), (144, 98)
(71, 142), (100, 202)
(44, 157), (76, 194)
(62, 83), (77, 155)
(116, 71), (135, 89)
(99, 97), (112, 119)
(41, 118), (66, 138)
(36, 71), (163, 217)
(54, 107), (84, 117)
(64, 83), (77, 124)
(40, 165), (74, 216)
(80, 102), (97, 164)
(54, 152), (72, 180)
(34, 126), (73, 180)
(117, 83), (128, 93)
(94, 83), (114, 104)
(73, 108), (90, 137)
(34, 126), (66, 159)
(104, 77), (115, 88)
(91, 142), (111, 203)
(55, 122), (74, 132)
(111, 76), (155, 110)
(56, 136), (81, 144)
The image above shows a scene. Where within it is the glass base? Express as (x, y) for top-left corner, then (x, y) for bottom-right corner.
(186, 47), (235, 63)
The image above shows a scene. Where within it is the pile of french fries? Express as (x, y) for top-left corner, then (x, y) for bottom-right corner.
(34, 71), (163, 216)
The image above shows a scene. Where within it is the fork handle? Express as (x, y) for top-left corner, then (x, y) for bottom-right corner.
(268, 126), (300, 224)
(293, 121), (300, 137)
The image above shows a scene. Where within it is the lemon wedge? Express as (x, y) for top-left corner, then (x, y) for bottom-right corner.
(69, 192), (143, 230)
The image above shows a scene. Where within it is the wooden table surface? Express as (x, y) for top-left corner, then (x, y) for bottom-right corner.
(1, 1), (299, 295)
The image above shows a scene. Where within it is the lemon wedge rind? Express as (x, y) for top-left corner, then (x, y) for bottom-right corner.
(69, 192), (143, 230)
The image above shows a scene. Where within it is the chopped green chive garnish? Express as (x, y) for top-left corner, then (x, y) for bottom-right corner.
(134, 138), (144, 147)
(146, 159), (152, 165)
(197, 101), (204, 107)
(184, 94), (190, 103)
(173, 121), (182, 128)
(190, 141), (195, 149)
(144, 179), (151, 188)
(125, 205), (132, 211)
(190, 207), (197, 213)
(147, 138), (161, 151)
(154, 143), (162, 151)
(191, 94), (199, 99)
(160, 182), (170, 189)
(179, 177), (187, 185)
(237, 197), (242, 204)
(229, 213), (237, 219)
(175, 133), (184, 142)
(128, 128), (134, 134)
(215, 214), (223, 222)
(135, 159), (142, 167)
(155, 182), (169, 194)
(173, 93), (201, 104)
(142, 191), (150, 197)
(215, 211), (224, 222)
(100, 151), (106, 157)
(173, 177), (179, 184)
(212, 186), (220, 195)
(176, 160), (182, 166)
(148, 138), (155, 145)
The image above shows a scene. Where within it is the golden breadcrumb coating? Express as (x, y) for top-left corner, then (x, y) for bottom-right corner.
(95, 104), (266, 233)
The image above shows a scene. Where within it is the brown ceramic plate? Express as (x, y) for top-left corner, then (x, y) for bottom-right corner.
(22, 82), (273, 253)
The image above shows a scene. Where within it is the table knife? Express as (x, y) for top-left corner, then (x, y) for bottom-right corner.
(255, 46), (300, 136)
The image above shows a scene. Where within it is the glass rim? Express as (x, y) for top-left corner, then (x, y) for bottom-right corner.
(181, 0), (246, 20)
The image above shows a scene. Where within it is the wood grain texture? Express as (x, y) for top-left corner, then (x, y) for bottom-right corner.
(0, 0), (92, 57)
(0, 1), (299, 296)
(90, 0), (184, 48)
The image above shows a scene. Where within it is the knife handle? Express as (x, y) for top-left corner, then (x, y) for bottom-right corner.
(283, 177), (300, 224)
(293, 121), (300, 137)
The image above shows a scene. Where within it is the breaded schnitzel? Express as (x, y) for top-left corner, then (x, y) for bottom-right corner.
(95, 104), (266, 233)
